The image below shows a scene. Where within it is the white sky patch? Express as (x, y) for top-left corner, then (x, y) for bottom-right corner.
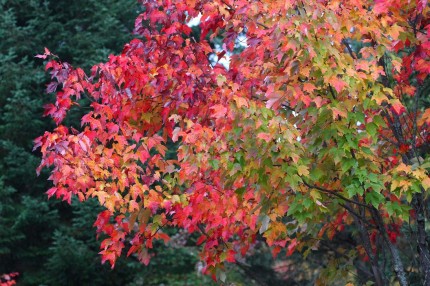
(209, 43), (231, 69)
(217, 55), (231, 69)
(209, 53), (231, 69)
(187, 13), (202, 27)
(236, 33), (248, 48)
(185, 15), (248, 70)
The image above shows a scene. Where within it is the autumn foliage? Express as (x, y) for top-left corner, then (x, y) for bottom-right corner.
(36, 0), (430, 284)
(0, 273), (18, 286)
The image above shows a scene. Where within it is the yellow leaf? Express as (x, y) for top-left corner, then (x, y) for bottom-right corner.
(297, 165), (309, 176)
(95, 191), (108, 206)
(422, 176), (430, 190)
(412, 169), (427, 180)
(388, 24), (403, 41)
(104, 196), (115, 212)
(396, 163), (412, 174)
(419, 108), (430, 126)
(399, 180), (412, 191)
(372, 92), (388, 105)
(216, 74), (227, 87)
(171, 194), (181, 203)
(310, 190), (321, 200)
(391, 180), (399, 192)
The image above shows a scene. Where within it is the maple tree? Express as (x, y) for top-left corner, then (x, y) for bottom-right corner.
(35, 0), (430, 284)
(0, 273), (18, 286)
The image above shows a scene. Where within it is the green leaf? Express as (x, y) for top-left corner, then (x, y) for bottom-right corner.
(341, 158), (356, 173)
(310, 168), (324, 181)
(373, 115), (386, 127)
(210, 159), (220, 170)
(365, 191), (384, 208)
(346, 185), (358, 198)
(153, 214), (162, 225)
(235, 187), (246, 197)
(258, 215), (270, 234)
(355, 112), (365, 124)
(365, 122), (378, 137)
(303, 198), (313, 209)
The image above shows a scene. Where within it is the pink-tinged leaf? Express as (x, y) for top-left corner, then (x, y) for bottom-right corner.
(330, 107), (347, 119)
(46, 82), (58, 93)
(33, 135), (44, 151)
(78, 135), (90, 152)
(329, 77), (347, 93)
(35, 47), (51, 59)
(390, 99), (406, 115)
(418, 0), (428, 12)
(46, 187), (57, 199)
(127, 245), (138, 257)
(301, 95), (312, 107)
(172, 127), (181, 142)
(138, 147), (150, 163)
(35, 54), (47, 59)
(313, 96), (323, 108)
(147, 135), (163, 150)
(373, 0), (390, 14)
(100, 250), (117, 268)
(210, 104), (227, 119)
(287, 238), (299, 256)
(303, 83), (316, 93)
(163, 24), (178, 36)
(106, 122), (119, 134)
(257, 133), (272, 143)
(392, 40), (404, 52)
(149, 10), (166, 24)
(138, 248), (151, 265)
(43, 103), (57, 117)
(266, 98), (281, 109)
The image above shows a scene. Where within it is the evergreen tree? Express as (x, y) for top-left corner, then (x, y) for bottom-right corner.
(0, 0), (139, 284)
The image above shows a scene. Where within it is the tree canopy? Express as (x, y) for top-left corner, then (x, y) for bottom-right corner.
(36, 0), (430, 284)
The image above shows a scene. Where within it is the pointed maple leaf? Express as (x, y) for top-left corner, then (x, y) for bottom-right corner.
(257, 133), (272, 143)
(329, 77), (347, 93)
(419, 108), (430, 125)
(390, 99), (406, 115)
(210, 104), (227, 119)
(35, 47), (52, 59)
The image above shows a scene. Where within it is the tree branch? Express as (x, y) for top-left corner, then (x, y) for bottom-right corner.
(301, 178), (371, 209)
